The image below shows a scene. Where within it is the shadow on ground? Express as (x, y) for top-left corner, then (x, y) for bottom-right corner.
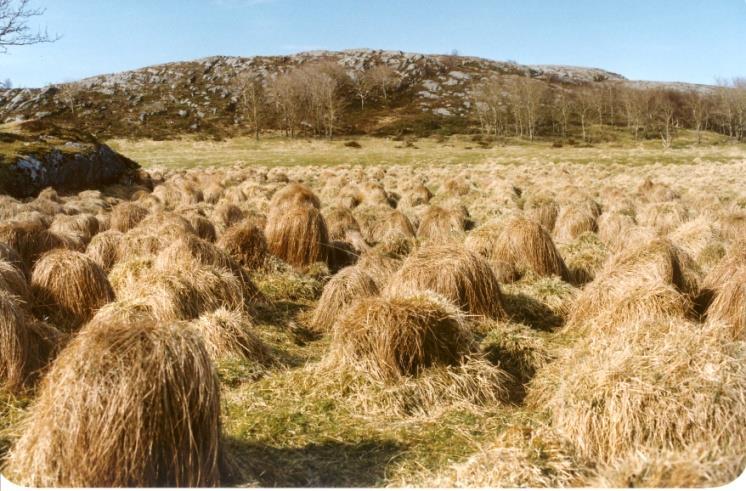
(221, 436), (405, 487)
(502, 292), (563, 332)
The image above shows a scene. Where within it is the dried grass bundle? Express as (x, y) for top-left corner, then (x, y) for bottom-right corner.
(490, 216), (570, 283)
(109, 202), (149, 232)
(566, 238), (699, 332)
(416, 205), (466, 242)
(265, 205), (329, 267)
(217, 220), (268, 270)
(384, 243), (507, 319)
(0, 259), (31, 302)
(528, 318), (746, 463)
(0, 221), (65, 275)
(191, 308), (273, 364)
(49, 213), (100, 244)
(4, 319), (221, 487)
(120, 265), (248, 321)
(1, 291), (61, 393)
(408, 426), (583, 488)
(586, 442), (746, 488)
(310, 266), (379, 331)
(704, 266), (746, 339)
(269, 182), (321, 209)
(554, 205), (598, 243)
(85, 230), (123, 273)
(324, 206), (362, 241)
(31, 250), (115, 331)
(523, 194), (560, 232)
(327, 292), (475, 381)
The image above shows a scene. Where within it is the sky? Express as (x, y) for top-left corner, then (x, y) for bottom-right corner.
(1, 0), (745, 88)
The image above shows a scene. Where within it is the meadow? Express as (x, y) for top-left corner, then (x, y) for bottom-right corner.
(1, 133), (746, 487)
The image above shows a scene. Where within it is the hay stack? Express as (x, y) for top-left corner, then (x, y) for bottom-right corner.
(49, 213), (100, 245)
(0, 221), (65, 275)
(384, 244), (507, 319)
(443, 177), (471, 196)
(213, 202), (246, 231)
(85, 230), (123, 273)
(137, 211), (197, 237)
(356, 252), (402, 289)
(0, 242), (24, 272)
(0, 259), (31, 302)
(0, 291), (61, 393)
(703, 266), (746, 339)
(191, 308), (273, 364)
(187, 214), (217, 242)
(328, 293), (474, 381)
(403, 183), (433, 207)
(464, 220), (502, 259)
(31, 250), (115, 331)
(310, 266), (379, 331)
(119, 265), (247, 321)
(371, 209), (416, 242)
(639, 201), (689, 234)
(553, 205), (598, 243)
(596, 211), (636, 247)
(324, 206), (362, 241)
(528, 318), (746, 464)
(566, 238), (699, 332)
(361, 181), (394, 207)
(718, 209), (746, 242)
(269, 182), (321, 209)
(417, 206), (467, 242)
(265, 205), (329, 268)
(337, 185), (363, 208)
(110, 202), (149, 232)
(217, 220), (268, 270)
(523, 194), (560, 232)
(586, 443), (746, 488)
(4, 319), (221, 487)
(1, 291), (33, 392)
(489, 216), (570, 283)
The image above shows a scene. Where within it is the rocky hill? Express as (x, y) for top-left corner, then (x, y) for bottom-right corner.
(0, 49), (707, 140)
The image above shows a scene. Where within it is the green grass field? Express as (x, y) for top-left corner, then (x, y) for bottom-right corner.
(108, 130), (746, 170)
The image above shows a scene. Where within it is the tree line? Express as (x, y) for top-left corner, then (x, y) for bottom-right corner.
(234, 64), (746, 144)
(472, 76), (746, 146)
(231, 61), (398, 139)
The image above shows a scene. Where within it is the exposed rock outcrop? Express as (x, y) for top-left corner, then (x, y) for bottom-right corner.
(0, 122), (140, 198)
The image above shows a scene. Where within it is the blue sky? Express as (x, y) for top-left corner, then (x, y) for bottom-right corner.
(1, 0), (745, 87)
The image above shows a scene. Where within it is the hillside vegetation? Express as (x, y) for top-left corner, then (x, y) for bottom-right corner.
(1, 49), (744, 144)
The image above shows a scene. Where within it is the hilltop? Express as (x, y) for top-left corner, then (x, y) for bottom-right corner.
(0, 49), (717, 140)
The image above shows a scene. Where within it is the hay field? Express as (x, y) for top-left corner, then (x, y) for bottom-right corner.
(1, 136), (746, 487)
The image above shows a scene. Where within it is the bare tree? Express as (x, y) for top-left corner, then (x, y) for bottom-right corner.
(621, 86), (647, 140)
(685, 89), (711, 144)
(473, 77), (508, 137)
(303, 62), (347, 138)
(650, 89), (677, 148)
(574, 86), (595, 142)
(268, 70), (306, 138)
(589, 85), (606, 127)
(233, 73), (266, 140)
(57, 82), (83, 118)
(0, 0), (59, 53)
(367, 64), (398, 103)
(553, 88), (573, 139)
(1, 77), (10, 88)
(515, 76), (545, 141)
(351, 68), (375, 110)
